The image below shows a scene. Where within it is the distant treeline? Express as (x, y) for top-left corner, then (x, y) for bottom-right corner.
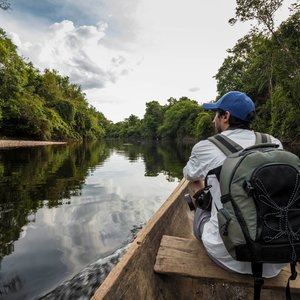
(0, 9), (299, 142)
(107, 11), (300, 143)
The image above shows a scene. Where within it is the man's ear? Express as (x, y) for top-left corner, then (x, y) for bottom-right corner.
(223, 111), (230, 122)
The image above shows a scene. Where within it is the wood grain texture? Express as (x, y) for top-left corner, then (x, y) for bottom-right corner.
(154, 235), (300, 291)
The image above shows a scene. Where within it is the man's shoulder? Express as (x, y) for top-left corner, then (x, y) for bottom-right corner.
(225, 129), (283, 148)
(192, 138), (222, 152)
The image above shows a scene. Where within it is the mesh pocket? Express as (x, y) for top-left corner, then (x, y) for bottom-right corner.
(251, 164), (300, 245)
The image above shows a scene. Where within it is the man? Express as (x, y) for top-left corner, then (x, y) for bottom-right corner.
(183, 91), (285, 277)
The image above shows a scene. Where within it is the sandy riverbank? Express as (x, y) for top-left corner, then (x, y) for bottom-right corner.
(0, 140), (67, 148)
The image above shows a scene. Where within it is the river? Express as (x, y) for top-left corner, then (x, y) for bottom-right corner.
(0, 140), (192, 300)
(1, 139), (299, 300)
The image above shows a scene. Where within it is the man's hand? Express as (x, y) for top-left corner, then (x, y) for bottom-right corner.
(191, 180), (204, 195)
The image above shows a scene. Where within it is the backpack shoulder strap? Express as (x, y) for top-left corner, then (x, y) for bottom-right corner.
(254, 132), (272, 144)
(208, 134), (243, 156)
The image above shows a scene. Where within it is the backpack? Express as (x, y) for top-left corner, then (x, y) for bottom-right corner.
(207, 132), (300, 300)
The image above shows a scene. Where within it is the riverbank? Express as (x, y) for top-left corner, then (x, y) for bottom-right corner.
(0, 139), (67, 148)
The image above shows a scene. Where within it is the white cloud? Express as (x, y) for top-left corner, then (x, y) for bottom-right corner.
(0, 0), (295, 122)
(9, 20), (139, 91)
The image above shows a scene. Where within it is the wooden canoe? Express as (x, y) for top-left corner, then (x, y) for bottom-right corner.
(91, 179), (300, 300)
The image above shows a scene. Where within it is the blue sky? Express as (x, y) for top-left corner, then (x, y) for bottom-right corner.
(0, 0), (294, 122)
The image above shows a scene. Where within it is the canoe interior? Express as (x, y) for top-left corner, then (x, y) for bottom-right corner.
(92, 179), (294, 300)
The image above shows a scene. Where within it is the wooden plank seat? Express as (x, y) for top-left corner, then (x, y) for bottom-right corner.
(154, 235), (300, 293)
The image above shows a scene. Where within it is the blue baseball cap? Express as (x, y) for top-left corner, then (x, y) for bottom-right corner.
(203, 91), (255, 122)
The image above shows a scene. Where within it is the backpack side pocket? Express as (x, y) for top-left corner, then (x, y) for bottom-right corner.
(218, 204), (246, 259)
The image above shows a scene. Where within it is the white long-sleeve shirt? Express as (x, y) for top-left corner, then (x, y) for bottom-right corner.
(183, 129), (286, 278)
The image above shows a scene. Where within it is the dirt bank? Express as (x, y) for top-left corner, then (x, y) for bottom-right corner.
(0, 140), (67, 148)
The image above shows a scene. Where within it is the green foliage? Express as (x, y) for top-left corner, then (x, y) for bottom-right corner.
(45, 108), (78, 140)
(142, 101), (164, 139)
(2, 1), (298, 143)
(0, 28), (108, 140)
(195, 112), (214, 139)
(124, 114), (142, 138)
(231, 0), (284, 34)
(0, 29), (27, 100)
(53, 100), (75, 124)
(158, 97), (202, 139)
(270, 85), (300, 140)
(214, 35), (252, 95)
(215, 10), (300, 141)
(106, 114), (142, 139)
(107, 97), (213, 141)
(109, 2), (299, 142)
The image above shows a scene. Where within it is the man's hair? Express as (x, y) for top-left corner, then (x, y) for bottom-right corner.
(216, 109), (255, 129)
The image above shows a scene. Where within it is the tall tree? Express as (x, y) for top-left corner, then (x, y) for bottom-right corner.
(158, 97), (202, 139)
(0, 28), (108, 140)
(142, 101), (164, 139)
(230, 0), (284, 34)
(230, 0), (300, 70)
(215, 11), (300, 140)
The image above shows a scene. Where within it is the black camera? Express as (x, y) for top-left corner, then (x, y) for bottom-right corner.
(193, 185), (212, 211)
(184, 185), (212, 211)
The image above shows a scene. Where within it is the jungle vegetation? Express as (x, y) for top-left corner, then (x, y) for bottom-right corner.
(0, 0), (299, 142)
(0, 28), (110, 140)
(107, 3), (300, 142)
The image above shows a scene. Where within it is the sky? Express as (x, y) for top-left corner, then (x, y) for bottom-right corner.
(0, 0), (294, 122)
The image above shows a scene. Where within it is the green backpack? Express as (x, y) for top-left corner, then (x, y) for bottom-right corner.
(207, 132), (300, 300)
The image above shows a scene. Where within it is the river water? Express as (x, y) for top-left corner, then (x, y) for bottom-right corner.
(0, 140), (192, 300)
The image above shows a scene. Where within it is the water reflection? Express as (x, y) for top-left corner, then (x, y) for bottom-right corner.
(0, 140), (191, 300)
(0, 141), (110, 259)
(105, 140), (192, 180)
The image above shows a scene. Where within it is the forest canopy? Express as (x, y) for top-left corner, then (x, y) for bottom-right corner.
(0, 28), (110, 140)
(0, 1), (299, 142)
(107, 8), (300, 142)
(107, 6), (300, 142)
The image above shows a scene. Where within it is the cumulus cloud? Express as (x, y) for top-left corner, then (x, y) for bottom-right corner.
(11, 20), (138, 90)
(8, 0), (140, 50)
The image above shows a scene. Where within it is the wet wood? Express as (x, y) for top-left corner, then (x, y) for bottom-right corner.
(155, 235), (300, 291)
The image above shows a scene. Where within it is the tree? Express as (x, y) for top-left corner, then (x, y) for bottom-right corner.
(0, 29), (27, 100)
(0, 27), (108, 140)
(53, 100), (75, 124)
(230, 0), (284, 34)
(122, 115), (142, 138)
(215, 11), (300, 141)
(37, 69), (64, 104)
(158, 97), (202, 139)
(214, 34), (256, 96)
(230, 0), (300, 70)
(195, 112), (214, 139)
(142, 101), (164, 139)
